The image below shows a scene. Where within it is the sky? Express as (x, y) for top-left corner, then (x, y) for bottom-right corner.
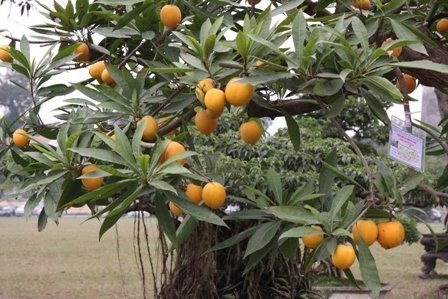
(0, 0), (423, 133)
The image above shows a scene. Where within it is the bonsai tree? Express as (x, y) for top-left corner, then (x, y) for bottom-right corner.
(1, 0), (448, 297)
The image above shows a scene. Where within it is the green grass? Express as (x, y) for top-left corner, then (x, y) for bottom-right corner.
(1, 217), (447, 298)
(0, 216), (160, 299)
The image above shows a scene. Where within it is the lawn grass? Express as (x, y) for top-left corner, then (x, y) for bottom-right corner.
(0, 216), (160, 299)
(1, 217), (447, 298)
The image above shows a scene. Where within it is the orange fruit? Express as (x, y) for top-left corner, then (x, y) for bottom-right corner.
(161, 141), (187, 165)
(381, 38), (402, 58)
(239, 120), (263, 145)
(81, 164), (104, 191)
(160, 4), (182, 30)
(204, 88), (226, 118)
(396, 74), (416, 94)
(377, 220), (405, 249)
(197, 78), (216, 94)
(101, 68), (116, 87)
(302, 226), (324, 249)
(73, 42), (90, 62)
(352, 0), (371, 10)
(436, 18), (448, 35)
(195, 109), (218, 136)
(185, 183), (203, 204)
(138, 115), (159, 141)
(0, 45), (12, 62)
(331, 243), (356, 270)
(202, 181), (226, 210)
(352, 219), (378, 246)
(12, 129), (29, 148)
(169, 201), (183, 216)
(224, 78), (253, 106)
(89, 61), (106, 81)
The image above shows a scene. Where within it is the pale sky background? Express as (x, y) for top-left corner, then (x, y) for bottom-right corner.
(0, 0), (422, 134)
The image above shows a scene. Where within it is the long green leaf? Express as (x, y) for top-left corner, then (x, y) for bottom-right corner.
(279, 225), (325, 240)
(283, 111), (301, 150)
(268, 206), (317, 224)
(155, 194), (178, 247)
(265, 168), (282, 204)
(244, 221), (282, 258)
(357, 238), (381, 296)
(70, 147), (128, 166)
(330, 185), (354, 223)
(204, 226), (259, 254)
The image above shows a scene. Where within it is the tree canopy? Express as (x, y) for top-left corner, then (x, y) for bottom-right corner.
(1, 0), (448, 297)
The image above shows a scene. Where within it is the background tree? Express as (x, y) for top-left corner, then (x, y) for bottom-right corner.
(1, 0), (448, 298)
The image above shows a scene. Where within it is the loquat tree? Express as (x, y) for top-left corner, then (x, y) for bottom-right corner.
(2, 0), (448, 298)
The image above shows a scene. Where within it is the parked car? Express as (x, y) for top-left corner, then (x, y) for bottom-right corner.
(0, 206), (17, 216)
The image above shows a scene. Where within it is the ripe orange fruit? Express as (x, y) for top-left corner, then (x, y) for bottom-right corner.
(381, 38), (402, 58)
(195, 109), (218, 135)
(160, 4), (182, 30)
(331, 243), (356, 270)
(74, 42), (90, 62)
(101, 68), (116, 87)
(81, 164), (104, 191)
(197, 78), (216, 94)
(89, 61), (106, 81)
(204, 88), (226, 118)
(352, 219), (378, 246)
(12, 129), (29, 148)
(185, 183), (203, 204)
(436, 18), (448, 35)
(239, 120), (263, 145)
(0, 45), (12, 62)
(138, 115), (159, 141)
(302, 226), (324, 249)
(202, 181), (226, 210)
(352, 0), (371, 10)
(169, 201), (183, 216)
(377, 220), (405, 249)
(396, 74), (416, 94)
(224, 78), (254, 106)
(161, 141), (187, 165)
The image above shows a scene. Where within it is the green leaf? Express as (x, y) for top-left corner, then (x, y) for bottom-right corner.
(67, 180), (132, 207)
(155, 194), (178, 247)
(389, 60), (448, 74)
(99, 212), (122, 240)
(357, 238), (381, 297)
(283, 111), (301, 150)
(70, 147), (128, 167)
(243, 238), (276, 275)
(150, 180), (177, 194)
(95, 0), (143, 4)
(330, 185), (354, 223)
(360, 76), (402, 101)
(268, 206), (317, 224)
(351, 17), (369, 53)
(175, 215), (198, 247)
(204, 226), (258, 254)
(279, 237), (299, 260)
(265, 168), (282, 204)
(292, 10), (307, 61)
(170, 194), (228, 228)
(37, 208), (48, 232)
(223, 209), (270, 221)
(313, 78), (344, 96)
(272, 0), (305, 16)
(389, 18), (427, 55)
(279, 226), (324, 240)
(236, 31), (249, 58)
(22, 171), (67, 192)
(361, 89), (391, 126)
(244, 221), (281, 258)
(321, 161), (363, 188)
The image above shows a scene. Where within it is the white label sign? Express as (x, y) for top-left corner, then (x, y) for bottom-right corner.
(388, 124), (425, 172)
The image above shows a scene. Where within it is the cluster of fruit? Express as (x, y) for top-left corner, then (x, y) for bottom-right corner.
(195, 77), (263, 144)
(302, 219), (405, 270)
